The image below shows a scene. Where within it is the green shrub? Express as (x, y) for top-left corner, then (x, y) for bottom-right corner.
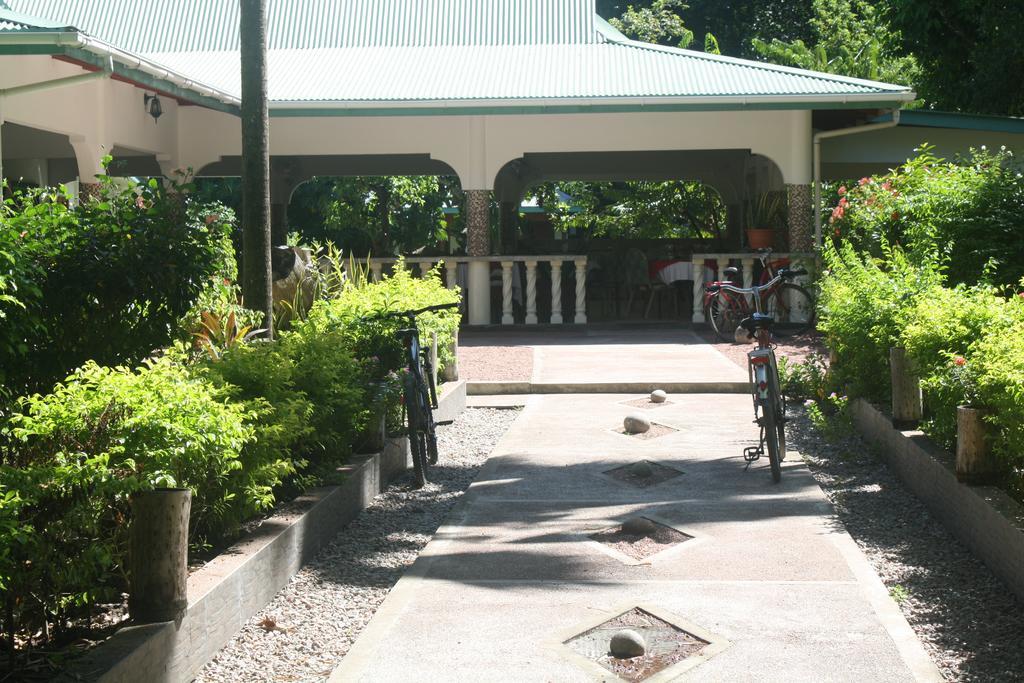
(817, 242), (941, 400)
(826, 145), (1024, 287)
(900, 285), (1014, 448)
(0, 173), (236, 396)
(968, 297), (1024, 472)
(301, 259), (461, 374)
(1, 356), (253, 641)
(778, 352), (833, 401)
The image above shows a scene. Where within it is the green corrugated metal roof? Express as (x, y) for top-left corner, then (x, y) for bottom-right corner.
(6, 0), (598, 50)
(144, 42), (909, 104)
(1, 0), (914, 110)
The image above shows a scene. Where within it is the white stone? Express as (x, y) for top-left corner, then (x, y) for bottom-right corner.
(650, 390), (667, 403)
(610, 629), (647, 658)
(623, 415), (651, 434)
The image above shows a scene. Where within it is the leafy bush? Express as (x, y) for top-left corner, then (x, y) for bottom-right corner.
(1, 356), (254, 642)
(817, 242), (942, 400)
(778, 352), (833, 401)
(0, 173), (236, 396)
(301, 259), (461, 374)
(826, 145), (1024, 287)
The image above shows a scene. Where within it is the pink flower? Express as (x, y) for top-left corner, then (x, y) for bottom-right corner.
(205, 214), (220, 225)
(135, 195), (146, 209)
(837, 185), (847, 196)
(831, 205), (846, 221)
(881, 181), (893, 192)
(838, 197), (849, 208)
(859, 177), (871, 186)
(953, 356), (967, 367)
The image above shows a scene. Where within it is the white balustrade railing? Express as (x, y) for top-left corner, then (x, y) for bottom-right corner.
(690, 252), (814, 324)
(364, 255), (587, 326)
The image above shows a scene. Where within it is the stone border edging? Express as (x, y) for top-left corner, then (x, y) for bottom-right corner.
(64, 381), (467, 683)
(850, 399), (1024, 603)
(467, 380), (748, 395)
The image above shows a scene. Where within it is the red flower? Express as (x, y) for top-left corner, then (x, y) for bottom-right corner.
(838, 197), (849, 208)
(881, 181), (893, 192)
(838, 185), (847, 196)
(859, 177), (871, 186)
(831, 205), (845, 222)
(953, 356), (967, 367)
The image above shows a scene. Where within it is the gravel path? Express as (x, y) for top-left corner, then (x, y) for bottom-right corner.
(195, 408), (520, 683)
(457, 345), (533, 381)
(788, 409), (1024, 681)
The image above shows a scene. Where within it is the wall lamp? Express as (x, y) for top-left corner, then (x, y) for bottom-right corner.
(143, 93), (163, 122)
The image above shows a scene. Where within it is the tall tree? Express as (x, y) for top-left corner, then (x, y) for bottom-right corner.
(239, 0), (274, 337)
(887, 0), (1024, 115)
(752, 0), (920, 89)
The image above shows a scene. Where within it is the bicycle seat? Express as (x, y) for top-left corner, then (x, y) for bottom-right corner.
(722, 266), (739, 281)
(740, 313), (775, 335)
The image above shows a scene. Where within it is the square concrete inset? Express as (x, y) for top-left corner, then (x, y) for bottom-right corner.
(561, 604), (729, 682)
(587, 515), (695, 565)
(603, 460), (683, 489)
(618, 397), (675, 410)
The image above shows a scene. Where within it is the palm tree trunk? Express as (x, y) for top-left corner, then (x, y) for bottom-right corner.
(240, 0), (274, 337)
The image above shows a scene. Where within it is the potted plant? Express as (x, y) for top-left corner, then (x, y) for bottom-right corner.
(746, 191), (786, 250)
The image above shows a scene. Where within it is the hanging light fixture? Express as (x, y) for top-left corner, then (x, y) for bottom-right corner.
(143, 94), (163, 122)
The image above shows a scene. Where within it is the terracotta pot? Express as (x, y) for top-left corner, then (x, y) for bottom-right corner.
(746, 228), (774, 250)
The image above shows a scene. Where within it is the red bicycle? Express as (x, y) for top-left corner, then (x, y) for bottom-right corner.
(703, 249), (815, 341)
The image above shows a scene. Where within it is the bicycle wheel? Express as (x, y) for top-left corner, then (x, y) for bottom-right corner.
(404, 374), (429, 487)
(765, 282), (815, 338)
(706, 291), (743, 341)
(772, 368), (787, 461)
(760, 392), (783, 483)
(417, 374), (440, 465)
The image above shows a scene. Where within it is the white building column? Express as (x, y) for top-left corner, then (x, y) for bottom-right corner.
(464, 189), (491, 325)
(69, 135), (111, 201)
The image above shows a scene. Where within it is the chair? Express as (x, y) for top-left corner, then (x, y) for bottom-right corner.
(621, 248), (669, 319)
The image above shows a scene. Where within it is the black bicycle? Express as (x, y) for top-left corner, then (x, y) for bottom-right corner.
(384, 302), (460, 487)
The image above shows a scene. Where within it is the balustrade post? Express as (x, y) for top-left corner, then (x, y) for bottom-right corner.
(573, 258), (588, 324)
(444, 260), (458, 289)
(524, 260), (539, 325)
(549, 260), (564, 324)
(501, 261), (515, 325)
(741, 257), (754, 290)
(691, 257), (706, 323)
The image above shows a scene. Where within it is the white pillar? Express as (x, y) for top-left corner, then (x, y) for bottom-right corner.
(467, 260), (490, 325)
(524, 260), (538, 325)
(501, 261), (514, 325)
(0, 96), (5, 191)
(550, 260), (563, 324)
(573, 258), (588, 324)
(691, 257), (706, 323)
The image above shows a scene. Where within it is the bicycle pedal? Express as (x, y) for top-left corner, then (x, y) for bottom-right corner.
(743, 445), (762, 462)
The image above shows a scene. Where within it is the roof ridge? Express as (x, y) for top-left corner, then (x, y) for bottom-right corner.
(604, 33), (911, 94)
(0, 6), (75, 30)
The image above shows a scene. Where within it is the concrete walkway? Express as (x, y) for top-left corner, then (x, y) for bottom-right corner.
(332, 392), (940, 682)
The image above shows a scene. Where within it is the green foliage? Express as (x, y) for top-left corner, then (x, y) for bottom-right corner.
(779, 352), (833, 402)
(752, 0), (920, 88)
(610, 0), (694, 48)
(528, 181), (727, 243)
(1, 357), (254, 640)
(0, 173), (236, 397)
(887, 0), (1024, 115)
(817, 242), (942, 401)
(827, 146), (1024, 288)
(806, 392), (852, 441)
(288, 176), (462, 256)
(301, 260), (461, 373)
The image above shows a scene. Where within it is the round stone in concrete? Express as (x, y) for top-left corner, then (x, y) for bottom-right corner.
(650, 389), (667, 403)
(621, 517), (657, 536)
(610, 629), (646, 659)
(623, 415), (651, 434)
(630, 461), (654, 478)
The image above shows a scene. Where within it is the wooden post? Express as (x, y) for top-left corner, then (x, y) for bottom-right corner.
(129, 489), (191, 623)
(440, 328), (459, 382)
(956, 406), (1000, 483)
(890, 347), (922, 428)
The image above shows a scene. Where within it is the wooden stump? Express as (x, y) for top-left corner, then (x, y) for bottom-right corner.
(129, 489), (191, 623)
(439, 329), (459, 383)
(890, 347), (922, 428)
(956, 406), (1000, 484)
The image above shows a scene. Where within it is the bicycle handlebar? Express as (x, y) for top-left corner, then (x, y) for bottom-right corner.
(704, 267), (806, 296)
